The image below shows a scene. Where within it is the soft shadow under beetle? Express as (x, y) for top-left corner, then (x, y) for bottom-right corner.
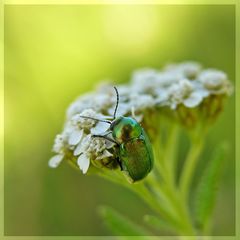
(81, 87), (154, 183)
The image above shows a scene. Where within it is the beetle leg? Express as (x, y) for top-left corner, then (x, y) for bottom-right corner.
(116, 157), (123, 171)
(92, 134), (119, 146)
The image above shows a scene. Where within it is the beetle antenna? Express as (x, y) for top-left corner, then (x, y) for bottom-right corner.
(79, 116), (112, 124)
(113, 86), (119, 119)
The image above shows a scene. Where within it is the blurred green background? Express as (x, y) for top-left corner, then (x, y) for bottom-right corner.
(4, 5), (235, 236)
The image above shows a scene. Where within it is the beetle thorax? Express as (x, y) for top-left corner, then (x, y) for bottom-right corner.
(110, 117), (142, 143)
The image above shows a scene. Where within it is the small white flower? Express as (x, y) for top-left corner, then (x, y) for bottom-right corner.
(168, 79), (203, 109)
(117, 85), (133, 97)
(75, 134), (114, 174)
(130, 93), (155, 110)
(165, 61), (202, 79)
(131, 69), (158, 91)
(108, 102), (131, 117)
(167, 79), (192, 109)
(131, 69), (177, 95)
(89, 137), (108, 154)
(66, 94), (94, 119)
(154, 88), (170, 106)
(198, 69), (233, 95)
(49, 132), (69, 168)
(156, 72), (183, 88)
(52, 134), (66, 153)
(93, 94), (114, 112)
(71, 109), (98, 129)
(90, 137), (114, 160)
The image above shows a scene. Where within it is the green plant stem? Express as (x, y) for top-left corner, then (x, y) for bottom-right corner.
(99, 169), (196, 236)
(136, 184), (196, 236)
(97, 170), (178, 228)
(164, 124), (180, 186)
(146, 174), (179, 219)
(153, 121), (180, 188)
(179, 138), (204, 201)
(151, 125), (196, 236)
(148, 175), (195, 236)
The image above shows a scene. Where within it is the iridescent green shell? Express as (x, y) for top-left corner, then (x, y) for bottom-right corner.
(119, 129), (154, 182)
(111, 117), (154, 182)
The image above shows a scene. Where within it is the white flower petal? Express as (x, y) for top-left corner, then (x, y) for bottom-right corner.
(91, 121), (110, 135)
(82, 160), (90, 174)
(198, 89), (210, 98)
(183, 92), (203, 108)
(74, 134), (91, 156)
(77, 154), (90, 174)
(48, 154), (64, 168)
(73, 142), (83, 156)
(96, 150), (113, 160)
(105, 140), (115, 149)
(68, 129), (83, 145)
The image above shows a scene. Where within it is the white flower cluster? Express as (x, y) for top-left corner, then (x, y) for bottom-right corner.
(49, 109), (113, 173)
(49, 61), (233, 174)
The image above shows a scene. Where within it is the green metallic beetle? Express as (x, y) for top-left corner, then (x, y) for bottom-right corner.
(81, 87), (154, 182)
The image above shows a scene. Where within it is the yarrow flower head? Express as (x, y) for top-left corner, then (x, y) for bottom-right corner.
(49, 61), (233, 175)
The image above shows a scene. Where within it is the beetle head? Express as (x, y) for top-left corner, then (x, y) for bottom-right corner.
(110, 117), (142, 143)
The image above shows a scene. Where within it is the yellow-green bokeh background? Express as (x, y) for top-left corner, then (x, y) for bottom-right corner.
(4, 4), (235, 236)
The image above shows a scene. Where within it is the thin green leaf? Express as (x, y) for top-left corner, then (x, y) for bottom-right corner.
(193, 142), (228, 231)
(143, 214), (178, 234)
(98, 205), (151, 236)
